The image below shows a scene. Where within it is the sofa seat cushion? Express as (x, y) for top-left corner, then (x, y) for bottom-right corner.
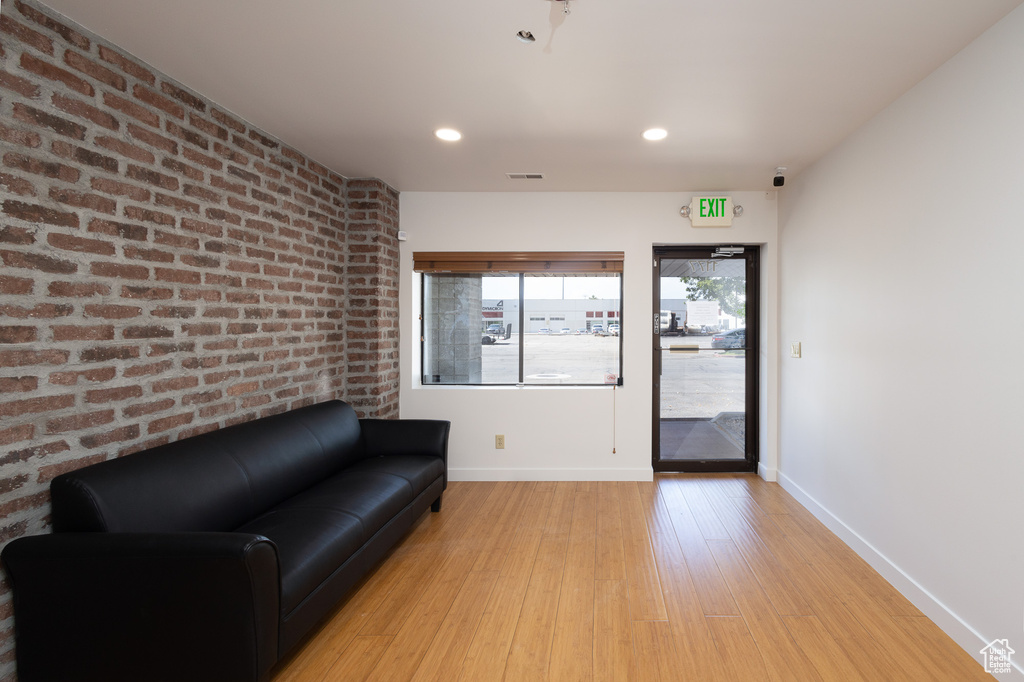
(236, 507), (363, 615)
(345, 455), (445, 494)
(236, 469), (412, 614)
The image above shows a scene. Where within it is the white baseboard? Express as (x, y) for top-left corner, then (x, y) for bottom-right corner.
(448, 468), (654, 482)
(778, 472), (1023, 677)
(758, 462), (778, 481)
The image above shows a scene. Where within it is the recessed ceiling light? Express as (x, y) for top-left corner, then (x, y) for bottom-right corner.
(516, 30), (536, 43)
(435, 128), (462, 142)
(643, 128), (668, 141)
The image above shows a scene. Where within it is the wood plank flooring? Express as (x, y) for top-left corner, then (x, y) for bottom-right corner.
(272, 475), (991, 681)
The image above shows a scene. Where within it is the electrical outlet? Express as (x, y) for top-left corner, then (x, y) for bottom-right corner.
(495, 435), (505, 449)
(791, 342), (802, 358)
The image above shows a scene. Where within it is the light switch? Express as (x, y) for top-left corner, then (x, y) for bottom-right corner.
(791, 342), (802, 358)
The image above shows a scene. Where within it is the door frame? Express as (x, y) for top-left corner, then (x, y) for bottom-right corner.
(652, 245), (760, 473)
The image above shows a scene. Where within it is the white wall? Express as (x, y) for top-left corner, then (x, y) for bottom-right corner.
(778, 4), (1024, 670)
(398, 192), (779, 481)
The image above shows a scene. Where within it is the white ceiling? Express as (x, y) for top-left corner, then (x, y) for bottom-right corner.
(40, 0), (1023, 192)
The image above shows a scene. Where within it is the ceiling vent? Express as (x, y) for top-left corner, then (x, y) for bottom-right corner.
(506, 173), (545, 180)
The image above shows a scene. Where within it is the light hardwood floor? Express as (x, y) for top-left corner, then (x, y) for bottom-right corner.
(271, 475), (991, 681)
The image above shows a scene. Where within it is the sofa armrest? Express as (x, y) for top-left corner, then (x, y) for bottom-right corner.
(360, 418), (450, 469)
(2, 532), (279, 682)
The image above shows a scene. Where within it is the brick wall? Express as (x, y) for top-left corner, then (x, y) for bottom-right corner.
(0, 0), (400, 675)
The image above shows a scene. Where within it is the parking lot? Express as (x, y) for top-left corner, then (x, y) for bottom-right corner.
(481, 332), (620, 384)
(479, 332), (745, 418)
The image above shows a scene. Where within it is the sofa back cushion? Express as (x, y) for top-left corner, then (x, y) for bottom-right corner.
(50, 401), (363, 533)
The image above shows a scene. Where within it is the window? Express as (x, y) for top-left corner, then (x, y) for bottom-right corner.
(415, 252), (623, 386)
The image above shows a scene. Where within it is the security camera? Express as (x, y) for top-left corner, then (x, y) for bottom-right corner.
(773, 167), (786, 188)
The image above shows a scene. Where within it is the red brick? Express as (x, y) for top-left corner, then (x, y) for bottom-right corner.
(154, 230), (199, 250)
(0, 376), (38, 394)
(210, 174), (246, 195)
(85, 384), (143, 404)
(161, 157), (205, 182)
(0, 490), (50, 520)
(122, 285), (174, 301)
(154, 268), (201, 285)
(205, 207), (241, 225)
(0, 69), (41, 98)
(189, 113), (228, 141)
(13, 103), (86, 139)
(20, 52), (93, 96)
(123, 325), (173, 339)
(48, 281), (110, 297)
(132, 83), (184, 119)
(91, 177), (151, 202)
(152, 376), (199, 393)
(148, 341), (195, 356)
(0, 423), (35, 447)
(88, 218), (149, 242)
(183, 147), (222, 170)
(160, 81), (206, 112)
(37, 453), (107, 484)
(124, 206), (176, 226)
(180, 254), (220, 269)
(184, 183), (221, 203)
(47, 232), (116, 256)
(84, 304), (142, 319)
(199, 402), (235, 420)
(127, 123), (178, 153)
(122, 398), (174, 418)
(48, 187), (118, 214)
(51, 141), (119, 171)
(0, 14), (54, 55)
(3, 151), (80, 182)
(95, 135), (155, 164)
(90, 261), (149, 280)
(0, 326), (37, 343)
(147, 412), (194, 435)
(182, 390), (222, 406)
(50, 92), (118, 131)
(155, 193), (200, 215)
(127, 164), (179, 191)
(122, 360), (172, 378)
(1, 247), (78, 272)
(80, 424), (140, 449)
(98, 45), (154, 84)
(0, 393), (74, 417)
(0, 172), (37, 197)
(211, 108), (246, 134)
(64, 49), (127, 91)
(15, 1), (90, 50)
(80, 346), (140, 362)
(180, 218), (223, 238)
(166, 121), (209, 150)
(0, 225), (34, 245)
(52, 325), (115, 341)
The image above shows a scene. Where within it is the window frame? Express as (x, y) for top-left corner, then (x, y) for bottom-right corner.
(414, 252), (624, 387)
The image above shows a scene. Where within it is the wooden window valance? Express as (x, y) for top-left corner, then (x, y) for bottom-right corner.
(412, 251), (624, 274)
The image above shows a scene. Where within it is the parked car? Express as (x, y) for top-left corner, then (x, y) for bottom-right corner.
(711, 328), (745, 349)
(486, 323), (502, 334)
(608, 324), (620, 336)
(592, 324), (604, 334)
(575, 328), (588, 335)
(538, 327), (551, 334)
(560, 327), (571, 334)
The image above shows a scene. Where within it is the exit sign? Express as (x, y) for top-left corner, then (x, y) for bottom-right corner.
(688, 196), (733, 227)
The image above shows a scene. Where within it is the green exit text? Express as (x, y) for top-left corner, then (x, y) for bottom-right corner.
(699, 197), (728, 218)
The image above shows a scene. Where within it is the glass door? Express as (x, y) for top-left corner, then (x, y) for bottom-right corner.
(653, 246), (758, 472)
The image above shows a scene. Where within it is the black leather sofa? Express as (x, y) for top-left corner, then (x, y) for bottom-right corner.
(1, 400), (450, 682)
